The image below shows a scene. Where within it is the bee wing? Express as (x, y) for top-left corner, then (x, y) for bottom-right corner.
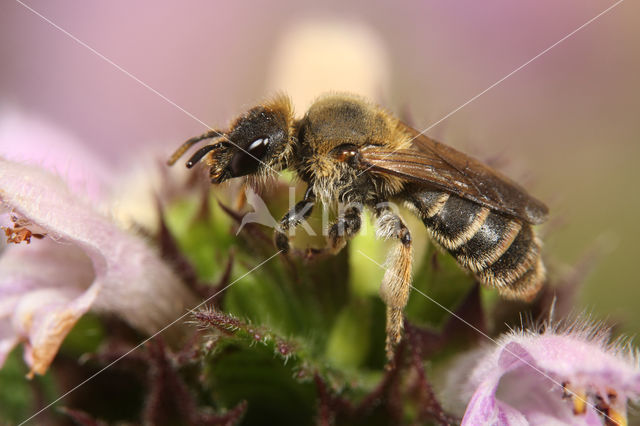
(359, 126), (548, 224)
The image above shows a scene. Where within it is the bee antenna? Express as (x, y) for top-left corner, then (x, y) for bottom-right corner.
(186, 144), (219, 169)
(167, 129), (224, 166)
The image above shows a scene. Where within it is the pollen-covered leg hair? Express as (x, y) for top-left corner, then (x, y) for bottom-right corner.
(326, 205), (362, 254)
(274, 188), (315, 253)
(375, 206), (413, 364)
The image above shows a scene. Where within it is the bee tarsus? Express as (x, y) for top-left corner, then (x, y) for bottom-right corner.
(275, 187), (316, 253)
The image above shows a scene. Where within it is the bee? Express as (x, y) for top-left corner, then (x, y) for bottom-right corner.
(168, 93), (548, 361)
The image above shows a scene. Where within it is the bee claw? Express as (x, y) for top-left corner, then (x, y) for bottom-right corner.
(274, 231), (290, 253)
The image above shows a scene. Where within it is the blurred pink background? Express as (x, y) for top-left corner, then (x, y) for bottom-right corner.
(1, 1), (639, 331)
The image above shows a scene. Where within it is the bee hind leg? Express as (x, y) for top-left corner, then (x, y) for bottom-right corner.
(375, 205), (413, 366)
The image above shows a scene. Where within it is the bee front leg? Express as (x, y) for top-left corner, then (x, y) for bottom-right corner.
(274, 187), (315, 253)
(375, 205), (413, 365)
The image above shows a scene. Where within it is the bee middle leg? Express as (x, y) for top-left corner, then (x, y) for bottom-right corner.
(293, 204), (362, 258)
(375, 205), (413, 364)
(274, 187), (315, 253)
(325, 205), (362, 255)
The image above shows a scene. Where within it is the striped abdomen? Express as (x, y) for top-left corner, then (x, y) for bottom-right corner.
(407, 189), (545, 300)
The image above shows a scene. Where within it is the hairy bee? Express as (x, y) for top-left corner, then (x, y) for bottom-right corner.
(169, 93), (548, 361)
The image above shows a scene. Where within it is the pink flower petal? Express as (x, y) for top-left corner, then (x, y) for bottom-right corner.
(462, 375), (529, 426)
(0, 322), (20, 367)
(0, 157), (197, 376)
(457, 320), (640, 425)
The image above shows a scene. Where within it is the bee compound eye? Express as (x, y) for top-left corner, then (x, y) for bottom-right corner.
(229, 137), (270, 177)
(248, 137), (269, 152)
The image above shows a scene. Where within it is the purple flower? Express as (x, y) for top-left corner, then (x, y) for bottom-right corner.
(0, 114), (197, 377)
(451, 319), (640, 426)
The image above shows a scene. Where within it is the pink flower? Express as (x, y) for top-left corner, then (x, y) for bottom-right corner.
(453, 319), (640, 426)
(0, 114), (197, 377)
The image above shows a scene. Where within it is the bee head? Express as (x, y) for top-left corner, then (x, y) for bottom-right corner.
(169, 96), (295, 184)
(223, 101), (294, 179)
